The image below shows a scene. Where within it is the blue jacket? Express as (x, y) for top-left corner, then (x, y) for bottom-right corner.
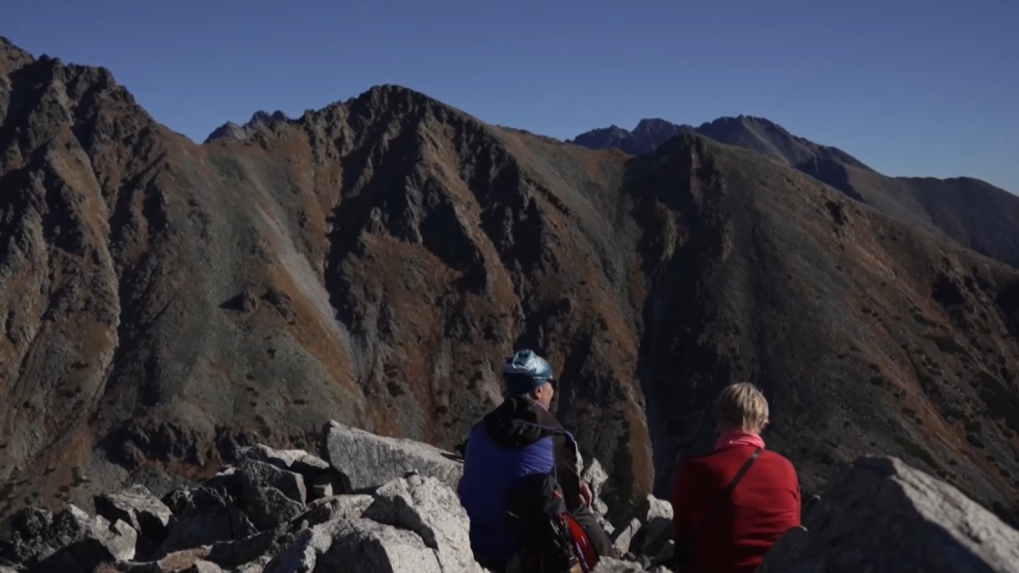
(457, 396), (581, 564)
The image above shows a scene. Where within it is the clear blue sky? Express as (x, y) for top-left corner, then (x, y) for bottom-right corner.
(5, 0), (1017, 192)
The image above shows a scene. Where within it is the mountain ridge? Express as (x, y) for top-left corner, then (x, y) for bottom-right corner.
(573, 116), (1019, 268)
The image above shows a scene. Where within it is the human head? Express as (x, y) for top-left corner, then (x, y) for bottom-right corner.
(503, 349), (555, 409)
(714, 382), (770, 435)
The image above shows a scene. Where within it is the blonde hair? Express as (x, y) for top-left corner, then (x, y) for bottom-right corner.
(714, 383), (770, 433)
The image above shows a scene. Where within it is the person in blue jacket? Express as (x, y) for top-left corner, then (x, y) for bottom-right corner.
(457, 349), (614, 570)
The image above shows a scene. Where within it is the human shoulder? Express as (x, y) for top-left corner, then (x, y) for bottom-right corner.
(759, 449), (799, 478)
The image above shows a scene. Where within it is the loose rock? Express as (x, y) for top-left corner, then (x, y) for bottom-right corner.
(240, 488), (304, 533)
(180, 560), (222, 573)
(235, 445), (329, 478)
(320, 421), (463, 491)
(297, 495), (373, 528)
(156, 489), (256, 558)
(205, 530), (279, 569)
(583, 458), (610, 502)
(362, 474), (482, 573)
(93, 517), (139, 562)
(265, 518), (442, 573)
(757, 456), (1019, 572)
(236, 461), (306, 505)
(629, 495), (673, 557)
(32, 515), (138, 573)
(611, 518), (641, 557)
(95, 485), (174, 544)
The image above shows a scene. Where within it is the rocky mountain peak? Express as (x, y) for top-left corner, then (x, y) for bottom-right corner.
(0, 36), (34, 71)
(570, 119), (691, 156)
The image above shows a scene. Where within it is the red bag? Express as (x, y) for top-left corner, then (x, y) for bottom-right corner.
(562, 513), (600, 571)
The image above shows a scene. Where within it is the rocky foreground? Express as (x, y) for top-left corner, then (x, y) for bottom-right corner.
(1, 422), (1017, 573)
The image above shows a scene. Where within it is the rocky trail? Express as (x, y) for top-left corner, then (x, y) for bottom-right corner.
(1, 421), (1017, 573)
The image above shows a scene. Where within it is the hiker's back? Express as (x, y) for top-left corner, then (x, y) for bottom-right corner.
(674, 445), (800, 573)
(458, 419), (557, 565)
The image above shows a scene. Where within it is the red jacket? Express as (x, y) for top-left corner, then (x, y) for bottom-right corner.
(672, 445), (801, 573)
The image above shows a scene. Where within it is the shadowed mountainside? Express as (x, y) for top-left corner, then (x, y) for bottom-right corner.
(1, 37), (1019, 526)
(573, 117), (1019, 269)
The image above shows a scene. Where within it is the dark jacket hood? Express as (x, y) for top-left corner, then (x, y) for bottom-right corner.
(482, 395), (564, 448)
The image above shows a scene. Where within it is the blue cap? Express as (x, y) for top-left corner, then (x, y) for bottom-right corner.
(503, 350), (554, 395)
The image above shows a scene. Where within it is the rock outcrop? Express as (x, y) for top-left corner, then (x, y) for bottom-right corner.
(320, 422), (464, 492)
(1, 426), (483, 572)
(2, 425), (1018, 573)
(94, 485), (173, 550)
(758, 456), (1019, 573)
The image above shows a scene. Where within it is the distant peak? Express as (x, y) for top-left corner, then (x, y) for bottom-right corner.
(634, 118), (675, 130)
(0, 36), (35, 72)
(353, 84), (438, 111)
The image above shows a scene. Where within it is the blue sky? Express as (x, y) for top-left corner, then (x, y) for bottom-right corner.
(5, 0), (1017, 192)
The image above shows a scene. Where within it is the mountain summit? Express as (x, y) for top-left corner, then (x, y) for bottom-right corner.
(1, 38), (1018, 527)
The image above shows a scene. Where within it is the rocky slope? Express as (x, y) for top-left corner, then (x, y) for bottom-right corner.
(1, 37), (1019, 528)
(1, 425), (1017, 573)
(572, 117), (1019, 268)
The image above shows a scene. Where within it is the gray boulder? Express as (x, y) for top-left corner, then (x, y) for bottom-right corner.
(237, 461), (307, 505)
(203, 468), (243, 501)
(630, 495), (673, 557)
(362, 474), (482, 573)
(2, 505), (92, 566)
(95, 485), (174, 543)
(8, 507), (53, 542)
(757, 456), (1019, 573)
(32, 514), (138, 573)
(308, 475), (334, 501)
(156, 489), (257, 558)
(583, 458), (610, 502)
(264, 518), (441, 573)
(235, 445), (330, 478)
(320, 421), (463, 491)
(610, 518), (641, 557)
(163, 489), (197, 516)
(205, 530), (279, 569)
(92, 516), (139, 562)
(296, 495), (374, 528)
(239, 488), (304, 533)
(1, 507), (54, 563)
(180, 561), (223, 573)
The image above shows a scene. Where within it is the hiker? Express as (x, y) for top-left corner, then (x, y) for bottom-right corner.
(457, 349), (615, 571)
(672, 382), (801, 573)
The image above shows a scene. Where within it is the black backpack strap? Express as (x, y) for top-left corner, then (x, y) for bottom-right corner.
(674, 448), (763, 567)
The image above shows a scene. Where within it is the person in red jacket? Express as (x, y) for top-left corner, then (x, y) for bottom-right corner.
(672, 383), (801, 573)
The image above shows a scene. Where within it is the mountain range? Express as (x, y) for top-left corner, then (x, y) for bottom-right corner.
(1, 36), (1019, 528)
(572, 117), (1019, 269)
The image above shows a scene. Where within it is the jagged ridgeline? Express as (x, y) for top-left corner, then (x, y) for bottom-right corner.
(1, 35), (1019, 532)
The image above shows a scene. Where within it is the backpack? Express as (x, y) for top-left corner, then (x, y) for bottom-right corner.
(504, 473), (600, 573)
